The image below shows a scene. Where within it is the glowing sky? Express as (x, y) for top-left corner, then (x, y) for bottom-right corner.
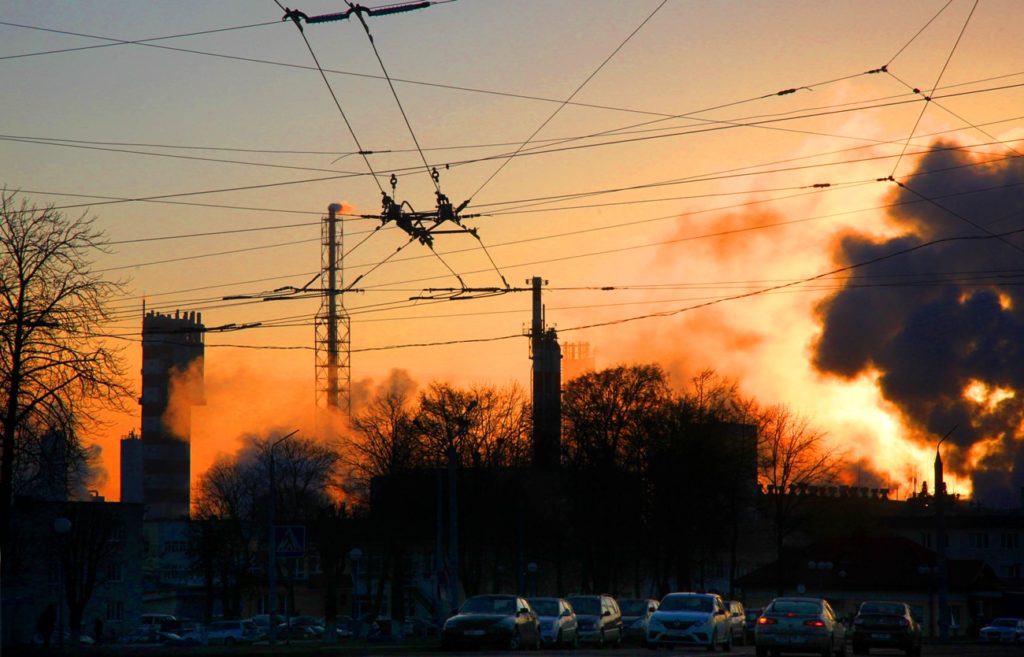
(2, 1), (1022, 502)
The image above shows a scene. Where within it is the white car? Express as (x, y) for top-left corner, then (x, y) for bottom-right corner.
(979, 617), (1024, 643)
(646, 592), (732, 650)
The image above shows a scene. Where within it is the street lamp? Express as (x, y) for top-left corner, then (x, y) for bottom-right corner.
(349, 547), (363, 637)
(53, 516), (71, 648)
(267, 429), (299, 648)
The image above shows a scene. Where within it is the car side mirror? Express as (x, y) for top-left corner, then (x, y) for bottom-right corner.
(561, 610), (572, 618)
(649, 607), (657, 614)
(602, 610), (611, 617)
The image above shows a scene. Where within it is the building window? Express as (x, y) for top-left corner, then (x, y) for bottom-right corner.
(1003, 564), (1021, 578)
(1001, 533), (1020, 549)
(969, 533), (990, 549)
(163, 540), (188, 554)
(106, 601), (124, 621)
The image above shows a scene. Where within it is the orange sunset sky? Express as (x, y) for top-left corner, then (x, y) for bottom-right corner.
(2, 0), (1023, 505)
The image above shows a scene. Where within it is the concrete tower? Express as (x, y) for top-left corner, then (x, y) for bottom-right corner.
(133, 310), (205, 519)
(529, 277), (561, 468)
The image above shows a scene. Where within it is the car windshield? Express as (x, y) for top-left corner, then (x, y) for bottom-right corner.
(567, 598), (600, 615)
(992, 618), (1019, 627)
(620, 600), (650, 615)
(770, 600), (822, 615)
(660, 596), (712, 613)
(530, 600), (560, 616)
(461, 597), (516, 615)
(860, 603), (904, 615)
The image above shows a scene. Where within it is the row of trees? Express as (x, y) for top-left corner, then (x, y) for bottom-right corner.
(1, 191), (844, 629)
(187, 365), (843, 622)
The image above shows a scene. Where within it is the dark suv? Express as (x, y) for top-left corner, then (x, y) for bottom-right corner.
(566, 594), (623, 647)
(851, 600), (921, 656)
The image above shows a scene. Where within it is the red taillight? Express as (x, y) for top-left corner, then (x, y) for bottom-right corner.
(804, 619), (826, 628)
(758, 617), (777, 626)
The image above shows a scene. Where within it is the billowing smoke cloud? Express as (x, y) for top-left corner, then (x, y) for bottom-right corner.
(813, 141), (1024, 507)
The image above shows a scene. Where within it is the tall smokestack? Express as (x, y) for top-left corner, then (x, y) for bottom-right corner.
(529, 277), (561, 468)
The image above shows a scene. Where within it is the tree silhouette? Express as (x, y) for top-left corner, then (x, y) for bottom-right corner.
(1, 190), (129, 558)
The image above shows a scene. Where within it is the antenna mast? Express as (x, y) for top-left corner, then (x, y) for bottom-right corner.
(315, 203), (351, 419)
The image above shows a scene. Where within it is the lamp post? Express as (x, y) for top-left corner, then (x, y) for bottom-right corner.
(349, 547), (363, 637)
(268, 429), (298, 648)
(53, 516), (71, 648)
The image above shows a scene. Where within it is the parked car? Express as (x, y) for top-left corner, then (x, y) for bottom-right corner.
(744, 607), (763, 645)
(726, 600), (747, 645)
(850, 600), (921, 655)
(205, 619), (260, 645)
(247, 613), (285, 640)
(646, 591), (732, 651)
(528, 596), (579, 648)
(441, 594), (541, 650)
(979, 617), (1024, 643)
(755, 596), (846, 657)
(619, 598), (659, 644)
(566, 593), (623, 647)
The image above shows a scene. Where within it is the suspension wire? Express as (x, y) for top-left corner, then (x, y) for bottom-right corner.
(885, 71), (1024, 160)
(462, 0), (669, 207)
(889, 0), (979, 178)
(886, 0), (956, 67)
(346, 3), (440, 192)
(274, 0), (386, 194)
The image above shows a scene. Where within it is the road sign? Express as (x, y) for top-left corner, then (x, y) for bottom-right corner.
(274, 525), (305, 558)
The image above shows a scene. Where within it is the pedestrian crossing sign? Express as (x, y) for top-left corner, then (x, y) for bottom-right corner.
(274, 525), (306, 557)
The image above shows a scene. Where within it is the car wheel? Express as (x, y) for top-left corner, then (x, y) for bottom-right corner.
(615, 628), (623, 648)
(509, 630), (522, 651)
(707, 628), (717, 652)
(723, 632), (732, 652)
(597, 630), (605, 648)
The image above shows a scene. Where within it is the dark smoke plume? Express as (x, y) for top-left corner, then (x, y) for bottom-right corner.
(813, 141), (1024, 507)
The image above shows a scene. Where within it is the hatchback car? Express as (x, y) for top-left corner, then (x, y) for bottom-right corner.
(619, 598), (659, 643)
(566, 594), (623, 647)
(850, 601), (921, 655)
(979, 617), (1024, 643)
(646, 592), (732, 651)
(528, 597), (579, 647)
(755, 597), (846, 657)
(441, 594), (541, 650)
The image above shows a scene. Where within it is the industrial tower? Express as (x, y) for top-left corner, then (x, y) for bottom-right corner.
(315, 203), (351, 418)
(123, 310), (205, 519)
(528, 277), (561, 468)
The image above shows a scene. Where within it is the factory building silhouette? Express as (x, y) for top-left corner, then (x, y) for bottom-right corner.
(121, 309), (205, 520)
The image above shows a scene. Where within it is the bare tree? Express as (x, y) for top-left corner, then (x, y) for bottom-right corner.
(562, 364), (671, 471)
(347, 369), (420, 489)
(756, 404), (844, 591)
(1, 191), (129, 555)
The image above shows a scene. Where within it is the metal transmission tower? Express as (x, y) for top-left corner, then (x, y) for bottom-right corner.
(315, 203), (351, 418)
